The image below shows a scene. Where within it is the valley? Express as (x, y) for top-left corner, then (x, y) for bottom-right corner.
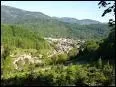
(1, 2), (115, 86)
(2, 37), (84, 71)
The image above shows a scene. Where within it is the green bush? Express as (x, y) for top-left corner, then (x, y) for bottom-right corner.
(51, 53), (68, 64)
(68, 48), (78, 58)
(86, 40), (99, 53)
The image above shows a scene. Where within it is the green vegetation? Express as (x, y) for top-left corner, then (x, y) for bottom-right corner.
(1, 1), (115, 86)
(1, 5), (110, 40)
(1, 22), (115, 86)
(5, 23), (110, 40)
(63, 23), (110, 40)
(1, 24), (51, 50)
(51, 53), (68, 64)
(1, 62), (114, 86)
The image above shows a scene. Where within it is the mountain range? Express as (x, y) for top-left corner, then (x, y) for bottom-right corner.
(1, 5), (110, 39)
(52, 17), (101, 25)
(1, 5), (102, 25)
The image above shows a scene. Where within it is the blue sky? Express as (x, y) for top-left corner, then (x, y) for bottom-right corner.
(1, 1), (115, 23)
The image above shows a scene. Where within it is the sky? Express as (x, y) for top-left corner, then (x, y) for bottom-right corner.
(1, 1), (115, 23)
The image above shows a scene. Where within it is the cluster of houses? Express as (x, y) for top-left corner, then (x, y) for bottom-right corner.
(45, 37), (85, 57)
(12, 53), (42, 70)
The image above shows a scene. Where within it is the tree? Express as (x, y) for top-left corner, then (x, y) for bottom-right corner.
(98, 1), (115, 27)
(98, 1), (115, 60)
(2, 45), (10, 60)
(97, 58), (102, 69)
(51, 53), (68, 64)
(68, 48), (78, 58)
(85, 40), (99, 53)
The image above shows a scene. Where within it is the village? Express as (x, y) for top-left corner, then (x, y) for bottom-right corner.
(44, 37), (85, 57)
(1, 37), (85, 70)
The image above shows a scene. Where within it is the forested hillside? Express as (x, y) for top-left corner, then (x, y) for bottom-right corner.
(1, 5), (110, 40)
(1, 24), (51, 49)
(1, 24), (115, 86)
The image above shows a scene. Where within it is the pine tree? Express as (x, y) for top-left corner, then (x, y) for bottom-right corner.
(97, 57), (102, 69)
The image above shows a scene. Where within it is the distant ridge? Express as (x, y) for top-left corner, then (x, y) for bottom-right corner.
(1, 5), (110, 40)
(1, 5), (101, 25)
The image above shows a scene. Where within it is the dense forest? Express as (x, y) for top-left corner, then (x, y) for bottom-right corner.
(1, 1), (115, 86)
